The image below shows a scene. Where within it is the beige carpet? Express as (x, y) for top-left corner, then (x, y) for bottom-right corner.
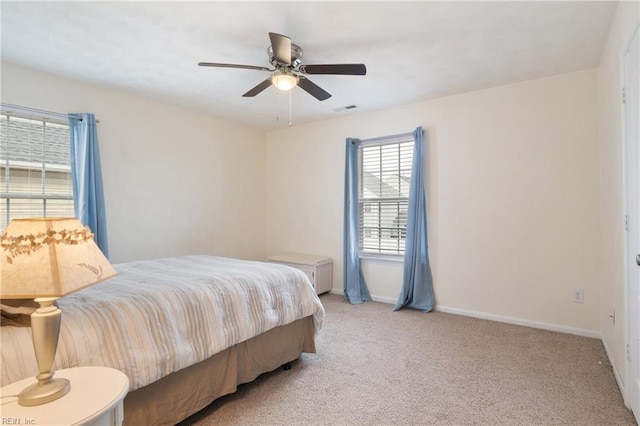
(179, 293), (636, 425)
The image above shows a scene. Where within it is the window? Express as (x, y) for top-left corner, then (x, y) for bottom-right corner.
(358, 137), (414, 255)
(0, 112), (74, 231)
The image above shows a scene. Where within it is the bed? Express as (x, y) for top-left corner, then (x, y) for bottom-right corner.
(0, 255), (325, 425)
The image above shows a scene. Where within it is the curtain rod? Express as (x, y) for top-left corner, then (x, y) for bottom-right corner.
(358, 130), (415, 145)
(0, 103), (100, 123)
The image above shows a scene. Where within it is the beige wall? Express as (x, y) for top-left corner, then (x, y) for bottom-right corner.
(598, 0), (639, 390)
(1, 62), (267, 264)
(267, 69), (601, 335)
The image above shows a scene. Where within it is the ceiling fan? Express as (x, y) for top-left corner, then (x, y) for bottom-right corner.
(198, 32), (367, 101)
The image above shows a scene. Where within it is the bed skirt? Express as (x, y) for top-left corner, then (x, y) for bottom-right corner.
(122, 316), (316, 426)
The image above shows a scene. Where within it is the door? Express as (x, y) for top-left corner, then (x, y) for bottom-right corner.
(623, 22), (640, 424)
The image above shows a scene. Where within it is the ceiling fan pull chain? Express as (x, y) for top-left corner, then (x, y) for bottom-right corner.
(289, 91), (293, 127)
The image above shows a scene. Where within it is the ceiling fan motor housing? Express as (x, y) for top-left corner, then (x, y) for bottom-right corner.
(268, 43), (303, 69)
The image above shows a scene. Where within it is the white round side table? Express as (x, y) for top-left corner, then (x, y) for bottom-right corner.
(1, 366), (129, 426)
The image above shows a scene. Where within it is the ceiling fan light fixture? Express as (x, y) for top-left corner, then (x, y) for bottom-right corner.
(272, 71), (299, 91)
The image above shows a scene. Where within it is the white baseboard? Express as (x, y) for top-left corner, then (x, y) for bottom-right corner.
(329, 289), (601, 339)
(435, 305), (601, 338)
(602, 338), (626, 400)
(330, 289), (397, 305)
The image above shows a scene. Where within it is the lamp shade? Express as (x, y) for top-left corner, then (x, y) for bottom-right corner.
(0, 218), (116, 299)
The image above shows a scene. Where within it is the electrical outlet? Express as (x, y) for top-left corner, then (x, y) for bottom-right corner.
(572, 289), (584, 304)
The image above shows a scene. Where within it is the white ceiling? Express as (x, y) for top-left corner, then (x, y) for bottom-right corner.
(1, 1), (617, 130)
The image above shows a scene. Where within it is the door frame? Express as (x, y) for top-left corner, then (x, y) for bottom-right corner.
(622, 18), (640, 422)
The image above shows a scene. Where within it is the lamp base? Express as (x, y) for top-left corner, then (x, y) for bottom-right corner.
(18, 377), (70, 406)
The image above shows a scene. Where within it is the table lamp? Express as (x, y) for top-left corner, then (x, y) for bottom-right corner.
(0, 217), (116, 406)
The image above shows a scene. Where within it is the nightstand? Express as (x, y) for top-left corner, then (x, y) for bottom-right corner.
(1, 366), (129, 426)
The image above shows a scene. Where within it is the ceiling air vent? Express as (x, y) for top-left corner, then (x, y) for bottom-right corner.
(333, 105), (358, 112)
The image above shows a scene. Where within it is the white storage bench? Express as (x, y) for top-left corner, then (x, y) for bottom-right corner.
(268, 254), (333, 295)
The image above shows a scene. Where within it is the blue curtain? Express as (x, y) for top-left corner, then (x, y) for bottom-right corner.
(343, 138), (371, 304)
(394, 127), (435, 312)
(69, 113), (109, 257)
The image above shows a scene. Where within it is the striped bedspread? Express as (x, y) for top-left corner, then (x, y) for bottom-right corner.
(1, 255), (325, 390)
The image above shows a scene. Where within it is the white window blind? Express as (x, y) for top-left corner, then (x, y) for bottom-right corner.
(358, 137), (414, 255)
(0, 112), (74, 231)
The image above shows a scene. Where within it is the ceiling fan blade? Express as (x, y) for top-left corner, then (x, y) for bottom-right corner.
(268, 32), (291, 65)
(198, 62), (272, 72)
(242, 78), (272, 97)
(299, 64), (367, 75)
(297, 76), (331, 101)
